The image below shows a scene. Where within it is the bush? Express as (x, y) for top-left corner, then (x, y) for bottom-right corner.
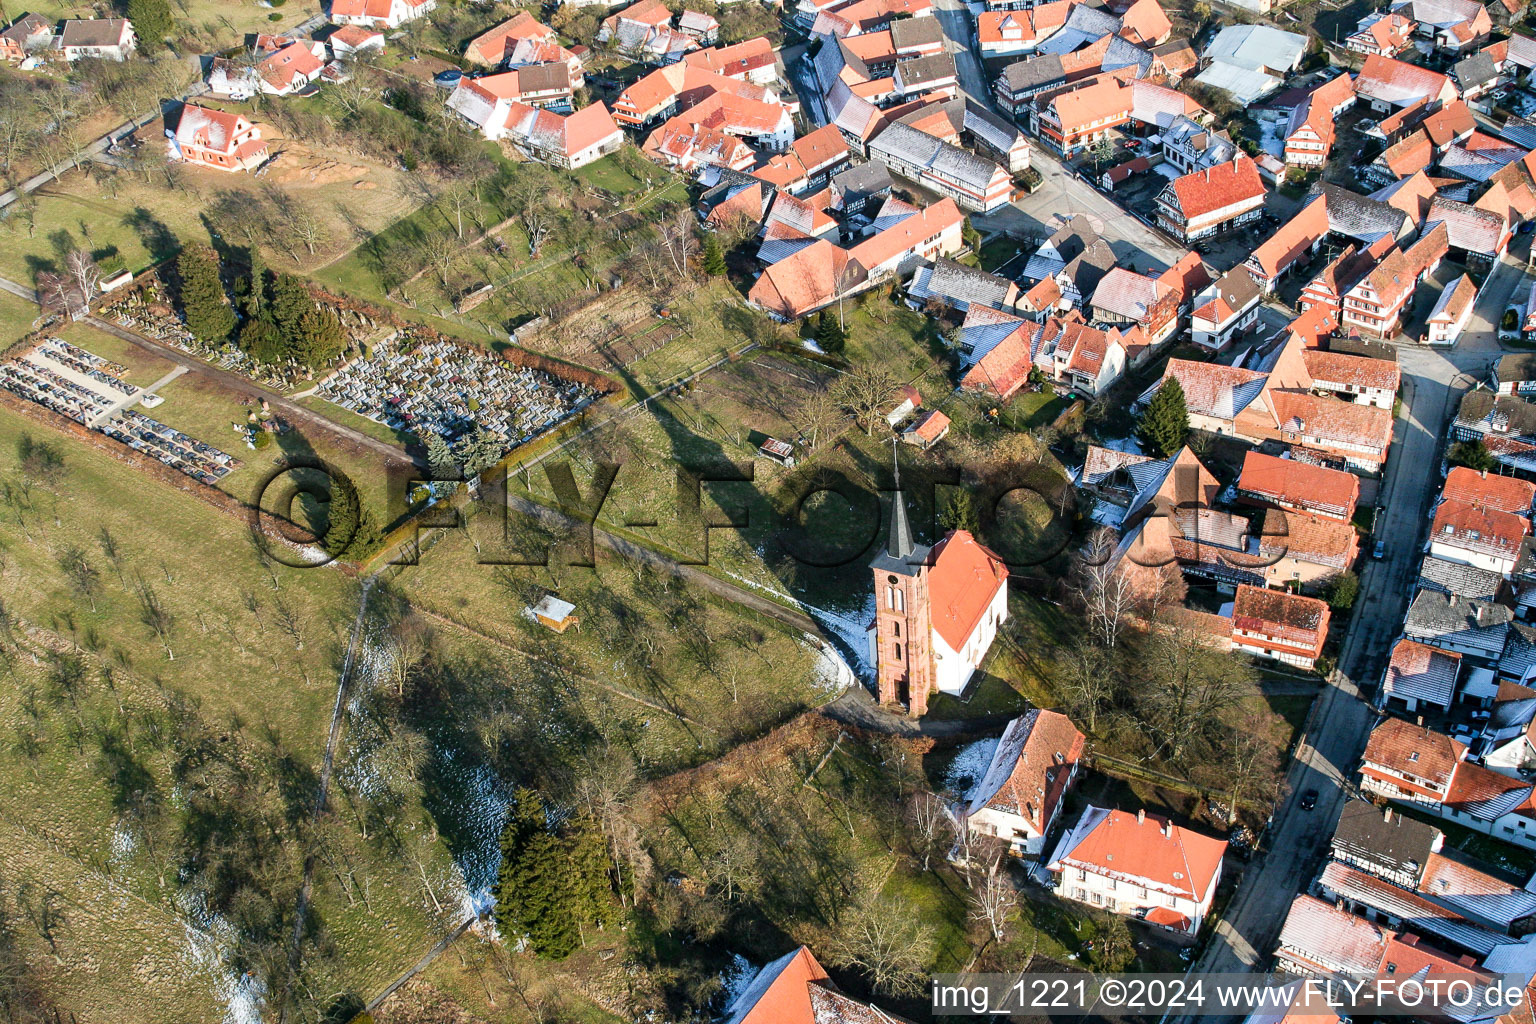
(268, 11), (283, 19)
(1503, 309), (1519, 331)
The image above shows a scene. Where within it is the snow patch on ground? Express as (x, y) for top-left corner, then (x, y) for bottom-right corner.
(178, 893), (265, 1024)
(802, 338), (826, 354)
(718, 953), (758, 1013)
(433, 747), (511, 916)
(1254, 112), (1287, 159)
(805, 591), (876, 683)
(804, 637), (855, 697)
(109, 822), (137, 869)
(944, 737), (1001, 800)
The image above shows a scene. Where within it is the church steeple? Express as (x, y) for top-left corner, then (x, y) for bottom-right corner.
(888, 441), (915, 561)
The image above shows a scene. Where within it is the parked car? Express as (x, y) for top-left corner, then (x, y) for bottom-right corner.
(1299, 789), (1318, 811)
(1373, 539), (1387, 560)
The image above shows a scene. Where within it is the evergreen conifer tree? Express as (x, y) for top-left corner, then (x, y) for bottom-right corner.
(238, 313), (284, 363)
(292, 306), (346, 368)
(321, 472), (381, 562)
(425, 431), (456, 478)
(239, 246), (266, 318)
(1137, 376), (1189, 457)
(177, 245), (235, 343)
(126, 0), (173, 49)
(702, 233), (727, 276)
(815, 310), (844, 354)
(939, 488), (979, 534)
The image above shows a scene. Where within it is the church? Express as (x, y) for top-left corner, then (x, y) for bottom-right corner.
(866, 473), (1010, 716)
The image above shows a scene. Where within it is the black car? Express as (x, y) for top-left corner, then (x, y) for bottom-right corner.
(1299, 789), (1319, 811)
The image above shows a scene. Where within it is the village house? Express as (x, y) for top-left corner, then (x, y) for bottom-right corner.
(1393, 0), (1492, 52)
(682, 39), (778, 85)
(960, 710), (1085, 857)
(57, 18), (135, 61)
(1360, 716), (1536, 849)
(0, 14), (53, 62)
(1254, 508), (1360, 592)
(446, 84), (623, 168)
(1380, 638), (1463, 712)
(1230, 584), (1331, 669)
(1494, 354), (1536, 396)
(617, 64), (794, 151)
(329, 0), (435, 30)
(1284, 73), (1357, 167)
(722, 946), (909, 1024)
(868, 469), (1009, 716)
(1031, 77), (1135, 159)
(328, 24), (384, 57)
(1353, 54), (1460, 113)
(1347, 11), (1417, 56)
(1301, 348), (1401, 409)
(1237, 451), (1361, 522)
(1429, 498), (1530, 575)
(463, 13), (583, 85)
(1088, 267), (1179, 345)
(1046, 805), (1227, 937)
(167, 104), (269, 173)
(959, 314), (1138, 399)
(907, 259), (1019, 313)
(1188, 267), (1261, 350)
(1155, 156), (1267, 242)
(866, 121), (1012, 212)
(597, 0), (701, 63)
(1426, 274), (1478, 345)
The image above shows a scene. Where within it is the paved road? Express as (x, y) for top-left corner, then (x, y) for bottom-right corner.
(976, 145), (1188, 272)
(1182, 255), (1525, 1004)
(931, 0), (990, 105)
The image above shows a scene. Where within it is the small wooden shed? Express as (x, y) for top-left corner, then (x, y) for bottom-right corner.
(528, 594), (579, 633)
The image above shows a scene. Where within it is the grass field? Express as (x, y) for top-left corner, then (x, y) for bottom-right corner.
(0, 114), (417, 289)
(0, 288), (44, 347)
(0, 395), (452, 1020)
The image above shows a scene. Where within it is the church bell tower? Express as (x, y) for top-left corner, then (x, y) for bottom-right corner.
(870, 449), (933, 716)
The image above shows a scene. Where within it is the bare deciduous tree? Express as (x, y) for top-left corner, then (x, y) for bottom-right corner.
(826, 883), (934, 998)
(1072, 526), (1135, 649)
(967, 846), (1019, 943)
(905, 790), (957, 872)
(833, 364), (901, 437)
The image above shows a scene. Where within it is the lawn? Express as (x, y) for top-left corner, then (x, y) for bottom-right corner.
(0, 398), (450, 1022)
(0, 288), (43, 347)
(978, 236), (1030, 277)
(1002, 389), (1069, 431)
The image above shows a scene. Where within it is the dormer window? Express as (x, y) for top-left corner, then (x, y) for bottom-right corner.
(1408, 752), (1420, 763)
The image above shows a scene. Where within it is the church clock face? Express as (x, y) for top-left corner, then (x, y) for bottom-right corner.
(887, 575), (899, 585)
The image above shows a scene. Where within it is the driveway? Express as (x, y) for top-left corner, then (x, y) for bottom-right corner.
(1180, 255), (1523, 1010)
(976, 146), (1188, 273)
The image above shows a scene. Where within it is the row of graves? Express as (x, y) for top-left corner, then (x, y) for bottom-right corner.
(0, 337), (236, 486)
(315, 331), (602, 453)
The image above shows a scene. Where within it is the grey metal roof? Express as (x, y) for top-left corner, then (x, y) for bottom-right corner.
(1500, 622), (1536, 680)
(922, 259), (1015, 308)
(1418, 556), (1507, 602)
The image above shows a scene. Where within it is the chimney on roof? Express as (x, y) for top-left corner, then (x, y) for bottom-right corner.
(1475, 604), (1484, 623)
(1137, 808), (1146, 824)
(1482, 469), (1488, 478)
(1449, 593), (1459, 607)
(1383, 806), (1393, 824)
(1161, 821), (1171, 837)
(1418, 715), (1425, 728)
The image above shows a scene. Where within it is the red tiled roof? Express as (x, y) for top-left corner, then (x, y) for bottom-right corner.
(1232, 584), (1328, 641)
(1432, 498), (1529, 558)
(1269, 391), (1395, 453)
(1165, 157), (1265, 219)
(928, 530), (1008, 650)
(1248, 196), (1330, 280)
(1443, 466), (1536, 513)
(1302, 349), (1401, 392)
(1363, 716), (1466, 789)
(464, 11), (553, 64)
(1052, 807), (1227, 900)
(1238, 450), (1360, 518)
